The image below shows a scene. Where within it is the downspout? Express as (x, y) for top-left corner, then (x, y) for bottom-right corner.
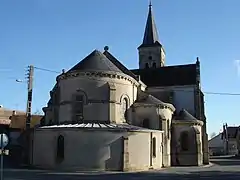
(150, 132), (153, 167)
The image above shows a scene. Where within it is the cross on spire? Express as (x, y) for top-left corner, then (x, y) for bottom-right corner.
(149, 0), (152, 8)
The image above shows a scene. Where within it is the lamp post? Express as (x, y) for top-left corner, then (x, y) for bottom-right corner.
(15, 65), (34, 166)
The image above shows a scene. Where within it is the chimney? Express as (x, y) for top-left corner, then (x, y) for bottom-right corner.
(12, 110), (17, 116)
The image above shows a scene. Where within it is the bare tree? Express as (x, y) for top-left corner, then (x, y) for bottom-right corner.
(33, 109), (43, 115)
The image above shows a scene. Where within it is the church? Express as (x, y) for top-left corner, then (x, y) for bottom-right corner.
(30, 3), (209, 171)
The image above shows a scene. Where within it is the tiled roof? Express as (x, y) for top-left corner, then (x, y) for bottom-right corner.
(0, 119), (11, 125)
(131, 64), (197, 87)
(135, 92), (175, 111)
(175, 109), (198, 121)
(138, 3), (160, 48)
(0, 107), (25, 125)
(40, 122), (159, 132)
(10, 115), (43, 129)
(103, 50), (138, 80)
(137, 93), (167, 105)
(68, 50), (122, 73)
(0, 108), (25, 117)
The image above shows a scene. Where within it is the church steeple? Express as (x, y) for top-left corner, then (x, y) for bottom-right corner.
(138, 1), (165, 69)
(141, 1), (160, 47)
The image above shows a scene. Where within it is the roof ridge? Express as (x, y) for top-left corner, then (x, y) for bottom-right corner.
(68, 49), (123, 73)
(103, 50), (138, 80)
(176, 109), (198, 121)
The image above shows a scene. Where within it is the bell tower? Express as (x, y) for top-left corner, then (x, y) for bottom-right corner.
(138, 1), (165, 69)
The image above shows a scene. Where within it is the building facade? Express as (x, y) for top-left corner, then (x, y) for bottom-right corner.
(31, 3), (209, 171)
(208, 133), (225, 156)
(222, 125), (239, 155)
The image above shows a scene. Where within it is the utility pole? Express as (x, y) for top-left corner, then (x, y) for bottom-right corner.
(24, 65), (34, 166)
(26, 65), (34, 129)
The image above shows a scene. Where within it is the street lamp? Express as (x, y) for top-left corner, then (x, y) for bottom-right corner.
(16, 79), (24, 83)
(15, 79), (27, 83)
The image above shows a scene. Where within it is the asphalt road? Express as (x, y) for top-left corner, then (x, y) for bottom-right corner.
(3, 156), (240, 180)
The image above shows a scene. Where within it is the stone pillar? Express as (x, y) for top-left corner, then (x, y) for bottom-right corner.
(201, 100), (209, 164)
(108, 83), (116, 123)
(123, 135), (129, 171)
(203, 133), (209, 164)
(161, 119), (171, 167)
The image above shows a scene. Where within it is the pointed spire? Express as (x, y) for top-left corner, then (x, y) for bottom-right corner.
(149, 0), (152, 7)
(140, 1), (160, 47)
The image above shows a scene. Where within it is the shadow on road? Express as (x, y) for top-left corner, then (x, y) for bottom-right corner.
(210, 156), (240, 166)
(211, 160), (240, 166)
(210, 155), (240, 160)
(3, 170), (240, 180)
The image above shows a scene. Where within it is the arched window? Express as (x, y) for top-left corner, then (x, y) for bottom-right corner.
(143, 119), (150, 128)
(56, 135), (64, 162)
(152, 137), (156, 158)
(167, 120), (170, 139)
(73, 94), (84, 123)
(121, 98), (128, 121)
(145, 63), (149, 69)
(180, 131), (189, 151)
(152, 62), (156, 68)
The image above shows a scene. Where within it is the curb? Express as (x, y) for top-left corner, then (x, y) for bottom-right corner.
(201, 162), (214, 168)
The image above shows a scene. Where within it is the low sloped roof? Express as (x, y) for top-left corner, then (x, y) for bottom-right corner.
(10, 114), (43, 129)
(39, 122), (161, 132)
(135, 92), (175, 110)
(68, 50), (122, 73)
(175, 109), (198, 121)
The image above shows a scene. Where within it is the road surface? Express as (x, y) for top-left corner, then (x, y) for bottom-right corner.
(3, 156), (240, 180)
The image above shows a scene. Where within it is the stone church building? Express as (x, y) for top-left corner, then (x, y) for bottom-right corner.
(30, 3), (209, 171)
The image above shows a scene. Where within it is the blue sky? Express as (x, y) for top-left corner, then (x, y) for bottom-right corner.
(0, 0), (239, 135)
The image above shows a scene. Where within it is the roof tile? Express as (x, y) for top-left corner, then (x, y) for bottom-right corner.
(69, 50), (122, 73)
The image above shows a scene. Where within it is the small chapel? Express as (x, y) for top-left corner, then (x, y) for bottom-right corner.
(30, 3), (209, 171)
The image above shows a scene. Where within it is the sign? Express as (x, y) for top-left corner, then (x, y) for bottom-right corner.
(0, 134), (8, 149)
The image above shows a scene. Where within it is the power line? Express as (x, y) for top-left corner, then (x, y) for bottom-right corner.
(156, 89), (240, 96)
(0, 69), (13, 72)
(2, 66), (240, 96)
(157, 89), (240, 96)
(32, 66), (61, 74)
(0, 76), (23, 81)
(204, 92), (240, 96)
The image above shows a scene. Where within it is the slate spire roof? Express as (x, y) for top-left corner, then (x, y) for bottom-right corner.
(175, 109), (198, 121)
(139, 1), (161, 48)
(69, 50), (122, 73)
(103, 49), (138, 80)
(136, 92), (175, 111)
(131, 63), (197, 87)
(137, 93), (166, 105)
